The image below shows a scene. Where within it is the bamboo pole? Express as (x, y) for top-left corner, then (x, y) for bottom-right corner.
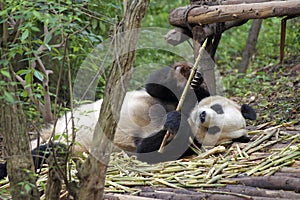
(158, 38), (208, 153)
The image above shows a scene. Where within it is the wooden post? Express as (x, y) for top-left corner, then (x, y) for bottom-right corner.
(191, 26), (217, 95)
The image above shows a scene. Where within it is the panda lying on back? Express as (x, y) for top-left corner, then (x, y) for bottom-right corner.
(124, 62), (256, 163)
(0, 62), (256, 179)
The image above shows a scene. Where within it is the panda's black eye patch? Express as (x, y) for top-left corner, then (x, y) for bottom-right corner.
(210, 104), (224, 114)
(207, 126), (221, 135)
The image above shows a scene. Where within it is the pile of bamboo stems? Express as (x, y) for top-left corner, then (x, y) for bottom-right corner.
(105, 121), (300, 193)
(0, 121), (299, 198)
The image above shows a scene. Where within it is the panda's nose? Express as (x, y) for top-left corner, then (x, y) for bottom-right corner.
(200, 111), (206, 123)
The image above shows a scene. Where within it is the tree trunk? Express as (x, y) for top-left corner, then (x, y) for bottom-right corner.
(44, 146), (67, 200)
(169, 0), (300, 26)
(0, 70), (39, 199)
(238, 19), (262, 74)
(77, 0), (149, 199)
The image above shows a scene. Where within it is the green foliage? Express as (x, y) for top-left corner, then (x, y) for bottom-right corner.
(1, 0), (121, 122)
(134, 0), (188, 67)
(1, 1), (299, 124)
(215, 18), (300, 123)
(143, 0), (185, 28)
(217, 18), (300, 70)
(0, 68), (17, 104)
(16, 179), (37, 196)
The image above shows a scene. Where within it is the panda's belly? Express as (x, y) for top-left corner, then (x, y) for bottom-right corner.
(114, 90), (175, 152)
(41, 100), (103, 152)
(39, 90), (174, 153)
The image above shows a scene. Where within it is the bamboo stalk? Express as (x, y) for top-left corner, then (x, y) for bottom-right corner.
(106, 180), (137, 193)
(278, 134), (299, 155)
(196, 146), (226, 159)
(206, 174), (223, 184)
(212, 163), (228, 177)
(154, 178), (184, 189)
(243, 129), (277, 153)
(260, 160), (295, 176)
(158, 38), (208, 153)
(247, 138), (283, 154)
(247, 150), (300, 176)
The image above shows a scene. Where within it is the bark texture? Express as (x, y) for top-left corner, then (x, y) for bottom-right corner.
(169, 0), (300, 26)
(0, 71), (39, 199)
(77, 0), (150, 199)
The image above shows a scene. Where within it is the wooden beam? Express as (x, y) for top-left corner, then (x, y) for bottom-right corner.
(169, 0), (300, 27)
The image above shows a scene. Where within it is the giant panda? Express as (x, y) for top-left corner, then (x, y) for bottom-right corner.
(0, 62), (256, 178)
(135, 95), (256, 163)
(35, 61), (206, 154)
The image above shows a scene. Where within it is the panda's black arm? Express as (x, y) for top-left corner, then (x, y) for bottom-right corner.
(0, 142), (66, 180)
(193, 86), (210, 102)
(191, 71), (210, 102)
(163, 111), (202, 157)
(136, 111), (202, 164)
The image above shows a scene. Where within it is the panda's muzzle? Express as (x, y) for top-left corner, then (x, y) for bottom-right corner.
(200, 111), (206, 123)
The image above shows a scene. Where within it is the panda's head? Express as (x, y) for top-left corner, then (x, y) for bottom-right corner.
(145, 62), (194, 103)
(188, 96), (256, 146)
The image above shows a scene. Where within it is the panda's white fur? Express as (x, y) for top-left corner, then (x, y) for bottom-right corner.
(36, 90), (176, 153)
(35, 93), (249, 154)
(114, 90), (175, 151)
(37, 99), (103, 153)
(189, 96), (248, 146)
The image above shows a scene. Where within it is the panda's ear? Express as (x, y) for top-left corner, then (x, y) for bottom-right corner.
(241, 104), (257, 120)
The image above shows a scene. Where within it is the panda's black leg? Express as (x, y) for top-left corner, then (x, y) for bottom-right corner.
(32, 142), (67, 171)
(0, 162), (7, 179)
(0, 142), (67, 180)
(191, 71), (204, 88)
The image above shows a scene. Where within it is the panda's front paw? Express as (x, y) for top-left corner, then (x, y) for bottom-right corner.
(191, 71), (204, 89)
(164, 111), (181, 135)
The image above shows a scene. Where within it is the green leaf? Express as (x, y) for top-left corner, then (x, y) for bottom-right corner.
(33, 70), (44, 82)
(21, 29), (29, 41)
(0, 9), (8, 16)
(53, 134), (61, 141)
(21, 90), (28, 98)
(30, 26), (40, 32)
(44, 43), (51, 51)
(44, 33), (52, 44)
(0, 70), (11, 79)
(100, 23), (106, 31)
(25, 72), (32, 84)
(24, 184), (31, 193)
(4, 91), (14, 103)
(17, 69), (31, 76)
(32, 10), (41, 20)
(92, 19), (98, 29)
